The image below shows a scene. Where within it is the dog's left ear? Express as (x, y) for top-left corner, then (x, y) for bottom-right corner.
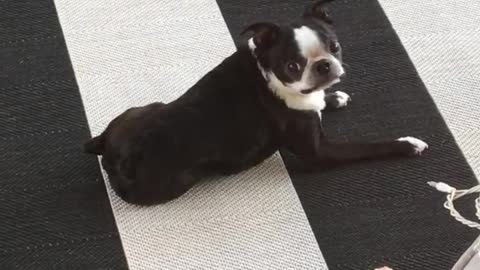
(303, 0), (334, 24)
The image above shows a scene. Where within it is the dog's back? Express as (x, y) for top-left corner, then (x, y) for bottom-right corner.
(83, 48), (281, 205)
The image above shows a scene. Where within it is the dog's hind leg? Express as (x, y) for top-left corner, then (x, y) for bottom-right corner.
(119, 169), (200, 206)
(162, 170), (199, 202)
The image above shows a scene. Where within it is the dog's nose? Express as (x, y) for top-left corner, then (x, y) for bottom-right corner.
(315, 59), (330, 75)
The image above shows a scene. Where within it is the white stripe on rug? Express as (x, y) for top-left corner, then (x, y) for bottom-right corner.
(378, 0), (480, 181)
(53, 0), (326, 269)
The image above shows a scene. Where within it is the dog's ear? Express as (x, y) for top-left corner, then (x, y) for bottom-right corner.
(303, 0), (334, 24)
(241, 22), (280, 50)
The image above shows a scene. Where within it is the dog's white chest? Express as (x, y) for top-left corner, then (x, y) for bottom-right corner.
(280, 90), (327, 111)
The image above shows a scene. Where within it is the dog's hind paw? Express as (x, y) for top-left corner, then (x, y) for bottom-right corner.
(397, 136), (429, 155)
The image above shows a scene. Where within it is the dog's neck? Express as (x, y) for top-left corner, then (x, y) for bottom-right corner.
(247, 38), (326, 112)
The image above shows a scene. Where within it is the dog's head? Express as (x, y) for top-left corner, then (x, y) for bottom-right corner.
(243, 0), (344, 108)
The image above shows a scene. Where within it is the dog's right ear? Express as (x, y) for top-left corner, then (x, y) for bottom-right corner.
(303, 0), (334, 24)
(241, 22), (280, 50)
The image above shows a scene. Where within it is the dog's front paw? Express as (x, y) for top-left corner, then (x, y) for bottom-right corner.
(396, 136), (429, 155)
(326, 91), (351, 109)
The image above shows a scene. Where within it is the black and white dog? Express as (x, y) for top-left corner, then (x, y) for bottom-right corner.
(84, 0), (428, 205)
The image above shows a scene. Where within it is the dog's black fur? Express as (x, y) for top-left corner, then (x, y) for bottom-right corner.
(84, 1), (426, 205)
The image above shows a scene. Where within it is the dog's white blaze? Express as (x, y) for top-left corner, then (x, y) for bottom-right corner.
(294, 26), (323, 58)
(330, 56), (345, 76)
(294, 26), (345, 78)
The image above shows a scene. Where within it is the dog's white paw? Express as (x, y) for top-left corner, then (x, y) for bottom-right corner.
(332, 91), (351, 108)
(397, 136), (429, 155)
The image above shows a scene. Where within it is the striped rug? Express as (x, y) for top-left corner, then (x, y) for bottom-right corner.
(1, 0), (479, 269)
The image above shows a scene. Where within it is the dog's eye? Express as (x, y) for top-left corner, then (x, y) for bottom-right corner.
(330, 41), (341, 53)
(286, 62), (300, 73)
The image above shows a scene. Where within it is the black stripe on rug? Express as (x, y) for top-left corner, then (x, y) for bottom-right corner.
(0, 1), (128, 269)
(216, 0), (478, 269)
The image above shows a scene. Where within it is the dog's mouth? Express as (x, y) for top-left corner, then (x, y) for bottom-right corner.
(300, 87), (320, 95)
(300, 77), (342, 95)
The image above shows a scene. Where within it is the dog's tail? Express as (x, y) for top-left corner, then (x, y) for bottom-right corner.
(84, 133), (106, 155)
